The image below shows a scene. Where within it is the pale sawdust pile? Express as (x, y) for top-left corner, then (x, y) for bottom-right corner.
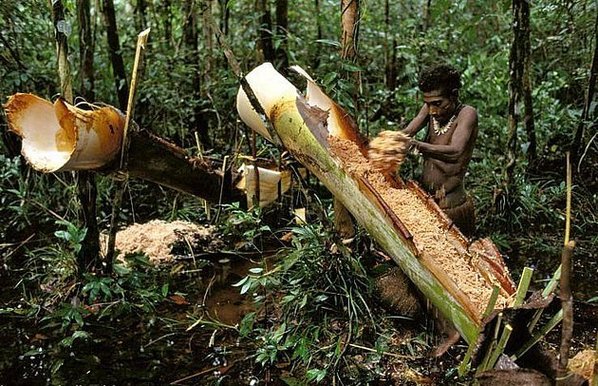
(101, 220), (222, 264)
(329, 136), (510, 314)
(368, 130), (410, 174)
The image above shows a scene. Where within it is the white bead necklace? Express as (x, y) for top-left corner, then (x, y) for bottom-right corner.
(431, 114), (457, 136)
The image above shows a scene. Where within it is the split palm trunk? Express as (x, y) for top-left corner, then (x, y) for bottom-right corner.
(237, 63), (517, 344)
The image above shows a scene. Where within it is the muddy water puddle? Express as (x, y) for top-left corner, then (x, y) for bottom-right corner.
(194, 255), (258, 326)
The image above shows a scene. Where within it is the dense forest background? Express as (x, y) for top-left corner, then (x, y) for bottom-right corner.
(0, 0), (596, 384)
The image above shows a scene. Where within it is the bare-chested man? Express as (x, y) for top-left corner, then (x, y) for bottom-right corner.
(402, 64), (478, 237)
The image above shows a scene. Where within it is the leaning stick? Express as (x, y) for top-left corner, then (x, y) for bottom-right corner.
(557, 240), (576, 383)
(120, 28), (151, 168)
(557, 155), (575, 383)
(529, 152), (573, 331)
(106, 28), (151, 268)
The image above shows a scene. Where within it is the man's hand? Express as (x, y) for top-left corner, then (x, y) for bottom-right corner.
(368, 130), (410, 174)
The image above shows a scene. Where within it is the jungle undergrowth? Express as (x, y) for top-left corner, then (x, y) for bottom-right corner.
(230, 217), (437, 384)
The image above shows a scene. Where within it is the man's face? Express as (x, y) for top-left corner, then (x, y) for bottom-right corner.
(423, 89), (455, 122)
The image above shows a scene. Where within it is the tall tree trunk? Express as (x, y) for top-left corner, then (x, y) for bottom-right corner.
(336, 0), (361, 238)
(100, 0), (128, 109)
(520, 1), (536, 166)
(420, 0), (432, 34)
(183, 1), (211, 147)
(50, 0), (73, 103)
(340, 0), (361, 110)
(340, 0), (359, 61)
(384, 0), (396, 90)
(135, 0), (147, 31)
(256, 0), (275, 62)
(506, 0), (526, 187)
(202, 0), (215, 84)
(219, 0), (230, 36)
(274, 0), (289, 69)
(312, 0), (323, 69)
(163, 0), (172, 45)
(75, 0), (102, 274)
(78, 0), (95, 101)
(571, 9), (598, 163)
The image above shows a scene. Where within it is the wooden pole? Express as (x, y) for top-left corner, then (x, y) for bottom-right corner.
(557, 153), (575, 384)
(106, 29), (150, 272)
(557, 240), (575, 384)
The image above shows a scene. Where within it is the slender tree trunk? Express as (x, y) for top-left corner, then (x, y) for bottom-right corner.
(312, 0), (323, 69)
(572, 9), (598, 162)
(183, 1), (211, 147)
(340, 0), (361, 110)
(384, 0), (397, 90)
(163, 0), (172, 45)
(202, 0), (215, 83)
(520, 1), (536, 166)
(75, 0), (102, 273)
(506, 0), (526, 187)
(100, 0), (128, 109)
(340, 0), (359, 61)
(50, 0), (73, 103)
(78, 0), (95, 101)
(51, 0), (100, 274)
(274, 0), (289, 69)
(219, 0), (230, 36)
(256, 0), (275, 62)
(419, 0), (432, 34)
(135, 0), (147, 31)
(336, 0), (361, 238)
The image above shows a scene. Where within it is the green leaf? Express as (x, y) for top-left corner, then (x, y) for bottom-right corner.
(306, 368), (327, 383)
(23, 348), (43, 356)
(113, 263), (130, 275)
(51, 359), (64, 375)
(240, 280), (252, 295)
(232, 276), (249, 287)
(73, 310), (84, 327)
(315, 39), (340, 48)
(239, 312), (256, 337)
(54, 230), (70, 241)
(71, 330), (90, 340)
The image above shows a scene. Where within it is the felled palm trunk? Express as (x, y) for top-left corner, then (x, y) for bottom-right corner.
(3, 93), (245, 204)
(237, 63), (516, 344)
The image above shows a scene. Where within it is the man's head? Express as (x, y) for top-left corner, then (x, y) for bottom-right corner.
(418, 64), (462, 122)
(418, 64), (461, 96)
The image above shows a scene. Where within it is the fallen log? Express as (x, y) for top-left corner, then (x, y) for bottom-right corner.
(236, 62), (516, 344)
(3, 93), (296, 207)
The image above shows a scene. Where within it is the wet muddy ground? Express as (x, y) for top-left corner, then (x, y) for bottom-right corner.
(0, 252), (261, 385)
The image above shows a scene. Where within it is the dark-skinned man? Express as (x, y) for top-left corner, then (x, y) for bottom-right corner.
(403, 63), (478, 237)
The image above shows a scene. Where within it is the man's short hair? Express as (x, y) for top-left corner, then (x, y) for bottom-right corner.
(418, 64), (462, 96)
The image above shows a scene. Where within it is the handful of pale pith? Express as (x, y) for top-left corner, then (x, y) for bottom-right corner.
(367, 130), (411, 174)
